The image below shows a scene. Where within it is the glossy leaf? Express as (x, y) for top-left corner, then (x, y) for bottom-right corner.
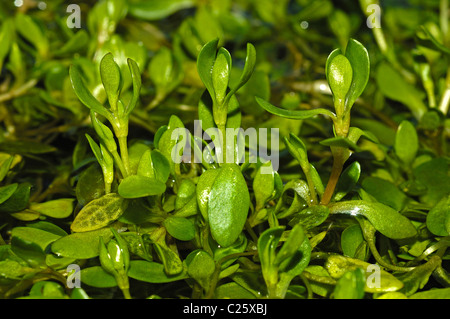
(333, 268), (366, 299)
(51, 227), (114, 259)
(426, 195), (450, 236)
(118, 175), (166, 198)
(29, 198), (75, 219)
(197, 38), (219, 101)
(325, 255), (404, 293)
(333, 161), (361, 201)
(290, 205), (330, 230)
(196, 168), (221, 220)
(128, 260), (188, 283)
(11, 227), (61, 267)
(255, 96), (336, 120)
(0, 183), (31, 213)
(208, 164), (250, 247)
(343, 39), (370, 108)
(163, 216), (195, 241)
(362, 177), (407, 211)
(253, 161), (275, 211)
(69, 65), (111, 119)
(185, 249), (216, 289)
(126, 58), (142, 116)
(100, 53), (123, 110)
(80, 266), (117, 288)
(0, 183), (18, 205)
(341, 224), (367, 259)
(225, 43), (257, 102)
(376, 62), (427, 120)
(212, 48), (231, 104)
(329, 200), (417, 239)
(71, 193), (128, 232)
(327, 54), (353, 102)
(395, 120), (419, 166)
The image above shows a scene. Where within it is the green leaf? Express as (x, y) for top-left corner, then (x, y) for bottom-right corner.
(376, 62), (427, 120)
(253, 161), (275, 211)
(274, 224), (305, 266)
(284, 133), (309, 168)
(70, 65), (111, 119)
(225, 43), (257, 102)
(163, 216), (195, 241)
(410, 288), (450, 299)
(126, 58), (142, 116)
(11, 227), (61, 267)
(333, 161), (361, 201)
(157, 115), (186, 174)
(196, 168), (221, 220)
(128, 260), (187, 283)
(0, 183), (18, 205)
(344, 39), (370, 108)
(197, 38), (220, 102)
(208, 164), (250, 247)
(29, 199), (75, 219)
(80, 266), (117, 288)
(289, 205), (330, 230)
(185, 249), (216, 290)
(341, 224), (367, 259)
(413, 158), (450, 206)
(325, 255), (404, 293)
(51, 227), (114, 259)
(362, 177), (407, 211)
(426, 195), (450, 236)
(15, 13), (49, 58)
(0, 140), (57, 154)
(118, 175), (166, 199)
(319, 136), (360, 151)
(212, 48), (231, 104)
(100, 53), (123, 110)
(128, 0), (195, 20)
(255, 96), (336, 120)
(333, 268), (366, 299)
(395, 120), (419, 166)
(75, 164), (105, 207)
(326, 54), (353, 102)
(329, 200), (417, 239)
(0, 183), (31, 213)
(71, 193), (128, 232)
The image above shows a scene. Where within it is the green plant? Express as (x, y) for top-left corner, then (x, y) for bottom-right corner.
(0, 0), (449, 302)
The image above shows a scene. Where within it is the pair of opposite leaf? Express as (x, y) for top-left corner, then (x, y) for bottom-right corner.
(70, 53), (141, 134)
(255, 38), (370, 134)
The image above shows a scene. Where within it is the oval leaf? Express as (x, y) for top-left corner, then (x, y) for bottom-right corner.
(71, 193), (128, 232)
(118, 175), (166, 198)
(208, 164), (250, 247)
(329, 200), (417, 239)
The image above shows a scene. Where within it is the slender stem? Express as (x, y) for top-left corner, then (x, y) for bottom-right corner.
(366, 235), (415, 272)
(217, 124), (226, 165)
(118, 136), (130, 176)
(112, 150), (128, 178)
(438, 66), (450, 116)
(0, 79), (38, 103)
(320, 146), (346, 205)
(441, 0), (449, 45)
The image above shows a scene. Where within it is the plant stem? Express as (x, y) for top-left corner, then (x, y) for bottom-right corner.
(438, 66), (450, 116)
(118, 136), (130, 176)
(112, 150), (128, 178)
(320, 146), (346, 205)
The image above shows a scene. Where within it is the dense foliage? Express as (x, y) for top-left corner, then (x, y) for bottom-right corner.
(0, 0), (449, 299)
